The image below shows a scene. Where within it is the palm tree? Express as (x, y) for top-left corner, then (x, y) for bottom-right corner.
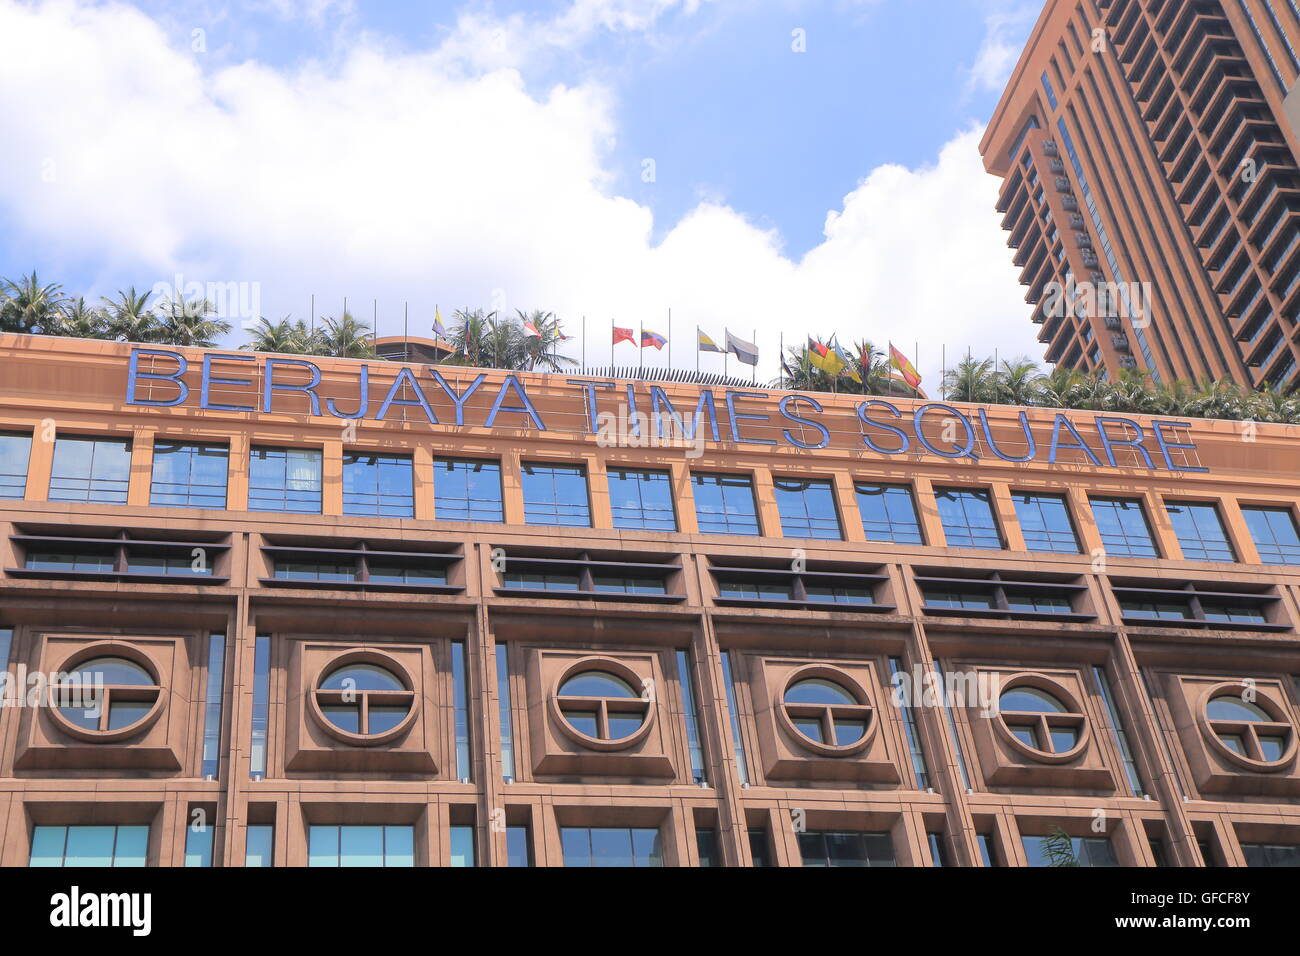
(778, 337), (899, 396)
(1041, 826), (1079, 867)
(101, 287), (162, 343)
(994, 357), (1044, 406)
(0, 272), (65, 334)
(942, 356), (999, 403)
(51, 297), (109, 339)
(447, 308), (496, 367)
(315, 311), (375, 358)
(516, 309), (577, 371)
(1036, 366), (1087, 409)
(156, 295), (232, 348)
(242, 316), (321, 354)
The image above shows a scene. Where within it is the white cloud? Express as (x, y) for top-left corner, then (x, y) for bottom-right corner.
(0, 0), (1041, 390)
(965, 1), (1040, 95)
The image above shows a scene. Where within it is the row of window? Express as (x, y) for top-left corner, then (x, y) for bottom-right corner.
(3, 433), (1298, 563)
(28, 821), (1300, 867)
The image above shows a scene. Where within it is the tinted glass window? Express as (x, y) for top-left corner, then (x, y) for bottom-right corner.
(934, 488), (1003, 550)
(854, 482), (924, 545)
(0, 432), (30, 499)
(773, 478), (842, 540)
(797, 831), (896, 867)
(521, 463), (590, 527)
(49, 436), (131, 504)
(1013, 492), (1080, 553)
(692, 473), (760, 536)
(150, 442), (228, 509)
(30, 825), (148, 867)
(1166, 502), (1236, 562)
(307, 825), (414, 867)
(248, 446), (322, 513)
(560, 827), (663, 867)
(343, 453), (414, 518)
(1242, 506), (1300, 565)
(608, 468), (677, 531)
(1021, 834), (1118, 867)
(245, 825), (274, 867)
(1090, 497), (1158, 558)
(434, 458), (503, 523)
(1241, 843), (1300, 867)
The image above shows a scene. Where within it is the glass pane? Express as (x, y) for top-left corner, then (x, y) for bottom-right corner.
(1207, 696), (1270, 722)
(367, 704), (410, 735)
(449, 825), (475, 867)
(49, 437), (131, 504)
(184, 824), (214, 867)
(0, 433), (31, 499)
(113, 826), (149, 867)
(1013, 492), (1080, 553)
(692, 473), (760, 536)
(434, 459), (504, 523)
(934, 488), (1003, 550)
(785, 678), (855, 705)
(29, 826), (66, 867)
(833, 719), (867, 745)
(772, 478), (842, 540)
(65, 826), (116, 867)
(1050, 726), (1079, 753)
(506, 826), (530, 867)
(383, 826), (414, 867)
(308, 826), (339, 867)
(793, 717), (824, 742)
(1000, 687), (1067, 713)
(608, 468), (677, 531)
(560, 671), (638, 698)
(339, 826), (384, 867)
(245, 825), (274, 867)
(561, 828), (590, 867)
(562, 710), (599, 737)
(70, 657), (154, 685)
(1259, 736), (1287, 761)
(855, 482), (923, 544)
(590, 828), (633, 867)
(108, 700), (152, 731)
(320, 664), (403, 691)
(321, 705), (361, 734)
(607, 712), (645, 740)
(521, 463), (591, 527)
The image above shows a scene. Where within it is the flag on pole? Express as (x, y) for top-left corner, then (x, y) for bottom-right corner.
(807, 336), (846, 375)
(697, 328), (722, 353)
(831, 338), (862, 384)
(725, 329), (759, 366)
(889, 342), (922, 389)
(641, 329), (667, 350)
(432, 308), (448, 339)
(522, 318), (541, 337)
(613, 326), (635, 345)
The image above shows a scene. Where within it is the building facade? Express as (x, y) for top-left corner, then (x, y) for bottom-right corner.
(0, 334), (1299, 866)
(982, 0), (1300, 391)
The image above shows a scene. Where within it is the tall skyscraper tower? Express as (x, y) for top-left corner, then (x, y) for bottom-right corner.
(982, 0), (1300, 391)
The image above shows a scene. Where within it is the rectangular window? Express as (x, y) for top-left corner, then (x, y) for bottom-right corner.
(307, 825), (414, 867)
(748, 828), (771, 867)
(934, 487), (1003, 550)
(720, 651), (749, 785)
(342, 452), (414, 518)
(1242, 506), (1300, 565)
(502, 571), (581, 591)
(888, 657), (930, 790)
(927, 833), (948, 867)
(560, 827), (663, 867)
(772, 477), (843, 540)
(0, 628), (12, 673)
(855, 482), (924, 544)
(692, 473), (760, 536)
(797, 831), (897, 867)
(450, 825), (476, 867)
(976, 834), (998, 867)
(1013, 492), (1080, 553)
(1022, 834), (1118, 867)
(506, 825), (531, 867)
(676, 650), (707, 784)
(608, 467), (677, 531)
(0, 432), (30, 499)
(591, 576), (667, 595)
(1166, 502), (1236, 562)
(184, 821), (214, 867)
(249, 635), (270, 777)
(1092, 665), (1144, 797)
(1089, 496), (1159, 557)
(521, 462), (590, 527)
(30, 825), (148, 867)
(696, 829), (720, 867)
(150, 442), (227, 509)
(451, 641), (471, 782)
(434, 458), (503, 523)
(245, 824), (274, 867)
(49, 436), (131, 504)
(248, 446), (322, 514)
(200, 633), (225, 779)
(1241, 842), (1300, 867)
(497, 644), (515, 781)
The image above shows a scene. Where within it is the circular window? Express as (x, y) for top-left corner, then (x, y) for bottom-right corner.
(777, 667), (874, 756)
(310, 656), (416, 745)
(551, 661), (653, 751)
(1202, 684), (1295, 770)
(996, 678), (1088, 762)
(48, 652), (164, 742)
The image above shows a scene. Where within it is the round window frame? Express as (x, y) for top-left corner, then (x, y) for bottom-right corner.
(776, 664), (876, 758)
(993, 673), (1090, 765)
(46, 642), (167, 743)
(307, 650), (418, 747)
(1197, 680), (1297, 773)
(549, 657), (655, 752)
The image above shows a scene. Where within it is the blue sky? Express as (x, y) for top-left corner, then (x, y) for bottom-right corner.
(0, 0), (1044, 385)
